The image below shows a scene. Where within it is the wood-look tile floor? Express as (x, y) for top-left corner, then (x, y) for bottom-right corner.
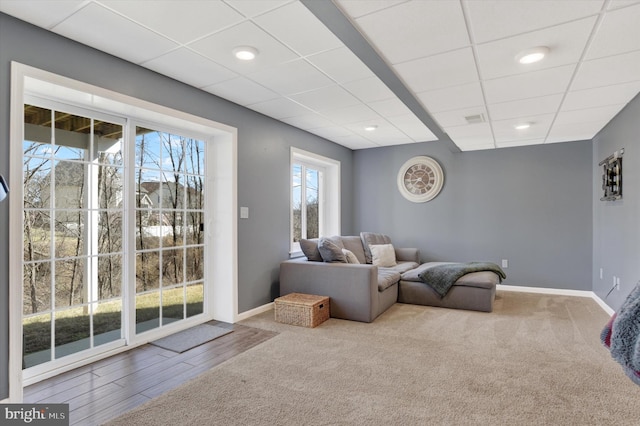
(23, 321), (277, 426)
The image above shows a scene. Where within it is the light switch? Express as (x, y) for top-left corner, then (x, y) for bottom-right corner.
(240, 206), (249, 219)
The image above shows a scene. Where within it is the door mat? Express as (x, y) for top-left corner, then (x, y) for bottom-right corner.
(150, 324), (233, 353)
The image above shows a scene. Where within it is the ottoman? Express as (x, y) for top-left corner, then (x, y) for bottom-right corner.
(398, 262), (499, 312)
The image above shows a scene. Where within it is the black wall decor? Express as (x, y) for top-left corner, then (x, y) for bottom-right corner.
(600, 149), (623, 201)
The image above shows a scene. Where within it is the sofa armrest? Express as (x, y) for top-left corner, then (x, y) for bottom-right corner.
(395, 247), (420, 263)
(279, 259), (378, 322)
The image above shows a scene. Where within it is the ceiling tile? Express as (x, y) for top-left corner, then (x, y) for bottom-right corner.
(586, 4), (640, 60)
(395, 48), (479, 93)
(100, 0), (244, 44)
(547, 122), (604, 143)
(254, 1), (342, 56)
(142, 48), (238, 88)
(202, 76), (278, 106)
(456, 141), (498, 152)
(475, 17), (596, 80)
(465, 0), (604, 44)
(223, 0), (291, 18)
(367, 98), (412, 118)
(492, 113), (554, 143)
(188, 21), (297, 74)
(347, 0), (469, 64)
(488, 94), (563, 121)
(385, 114), (438, 142)
(248, 59), (334, 95)
(554, 104), (625, 126)
(289, 85), (361, 112)
(319, 104), (381, 126)
(335, 0), (408, 19)
(562, 81), (640, 111)
(52, 2), (179, 64)
(433, 106), (489, 128)
(307, 47), (375, 84)
(445, 122), (493, 144)
(496, 138), (546, 148)
(245, 97), (314, 119)
(0, 0), (85, 28)
(332, 133), (379, 150)
(281, 113), (336, 130)
(572, 50), (640, 90)
(342, 77), (396, 103)
(307, 126), (355, 140)
(417, 82), (484, 114)
(483, 64), (575, 104)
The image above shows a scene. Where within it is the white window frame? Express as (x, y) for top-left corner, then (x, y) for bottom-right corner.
(9, 62), (238, 401)
(290, 147), (340, 256)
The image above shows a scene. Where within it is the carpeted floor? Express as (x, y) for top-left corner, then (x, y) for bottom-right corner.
(106, 291), (639, 425)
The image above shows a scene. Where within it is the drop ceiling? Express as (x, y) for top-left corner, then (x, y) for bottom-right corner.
(1, 0), (639, 151)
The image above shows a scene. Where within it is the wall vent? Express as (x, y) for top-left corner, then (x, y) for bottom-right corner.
(464, 114), (485, 124)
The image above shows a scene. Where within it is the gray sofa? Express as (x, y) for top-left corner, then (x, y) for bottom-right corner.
(279, 233), (500, 323)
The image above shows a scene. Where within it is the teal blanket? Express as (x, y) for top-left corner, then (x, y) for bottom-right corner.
(418, 262), (506, 297)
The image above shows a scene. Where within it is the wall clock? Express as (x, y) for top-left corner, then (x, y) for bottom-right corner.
(397, 156), (444, 203)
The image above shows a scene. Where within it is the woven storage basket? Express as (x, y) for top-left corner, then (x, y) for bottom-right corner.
(274, 293), (330, 328)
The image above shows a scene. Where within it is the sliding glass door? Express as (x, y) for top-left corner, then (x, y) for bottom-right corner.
(21, 101), (207, 375)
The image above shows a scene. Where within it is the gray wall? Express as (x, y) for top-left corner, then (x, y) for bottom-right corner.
(592, 93), (640, 311)
(0, 13), (354, 399)
(353, 139), (593, 290)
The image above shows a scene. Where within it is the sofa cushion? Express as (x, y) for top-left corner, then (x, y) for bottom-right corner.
(340, 236), (367, 264)
(318, 236), (346, 263)
(370, 244), (397, 267)
(380, 261), (420, 275)
(342, 249), (360, 264)
(378, 269), (401, 292)
(300, 238), (322, 262)
(360, 232), (392, 264)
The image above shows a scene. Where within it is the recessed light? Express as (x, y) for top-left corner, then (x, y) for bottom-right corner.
(364, 125), (378, 131)
(515, 123), (531, 130)
(515, 46), (549, 64)
(233, 46), (258, 61)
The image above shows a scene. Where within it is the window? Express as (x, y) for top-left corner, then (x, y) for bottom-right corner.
(290, 148), (340, 255)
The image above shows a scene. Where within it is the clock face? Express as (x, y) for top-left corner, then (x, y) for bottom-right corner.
(397, 156), (444, 202)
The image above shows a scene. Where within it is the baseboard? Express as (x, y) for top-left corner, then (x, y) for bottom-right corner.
(496, 285), (615, 315)
(236, 302), (273, 322)
(590, 292), (615, 316)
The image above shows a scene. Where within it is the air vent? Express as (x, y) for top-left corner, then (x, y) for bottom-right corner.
(464, 114), (485, 124)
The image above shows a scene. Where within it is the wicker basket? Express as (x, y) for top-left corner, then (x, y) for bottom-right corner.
(274, 293), (330, 328)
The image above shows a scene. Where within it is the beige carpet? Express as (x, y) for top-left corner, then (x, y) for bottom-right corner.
(106, 291), (639, 425)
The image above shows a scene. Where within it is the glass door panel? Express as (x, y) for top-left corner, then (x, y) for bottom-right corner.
(134, 127), (206, 335)
(22, 103), (124, 370)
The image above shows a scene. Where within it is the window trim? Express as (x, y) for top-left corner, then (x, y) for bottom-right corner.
(290, 147), (340, 257)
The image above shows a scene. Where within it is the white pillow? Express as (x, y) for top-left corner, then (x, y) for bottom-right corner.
(369, 244), (396, 267)
(342, 248), (360, 264)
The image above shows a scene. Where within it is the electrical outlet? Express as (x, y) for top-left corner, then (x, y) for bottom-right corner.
(616, 277), (620, 290)
(501, 259), (508, 268)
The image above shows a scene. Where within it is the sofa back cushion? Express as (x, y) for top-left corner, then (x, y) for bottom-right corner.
(340, 236), (367, 264)
(360, 232), (392, 264)
(300, 238), (322, 262)
(318, 236), (347, 263)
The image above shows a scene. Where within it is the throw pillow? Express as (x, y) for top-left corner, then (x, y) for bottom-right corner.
(360, 232), (392, 264)
(318, 237), (347, 263)
(342, 248), (360, 264)
(369, 244), (397, 267)
(300, 238), (322, 262)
